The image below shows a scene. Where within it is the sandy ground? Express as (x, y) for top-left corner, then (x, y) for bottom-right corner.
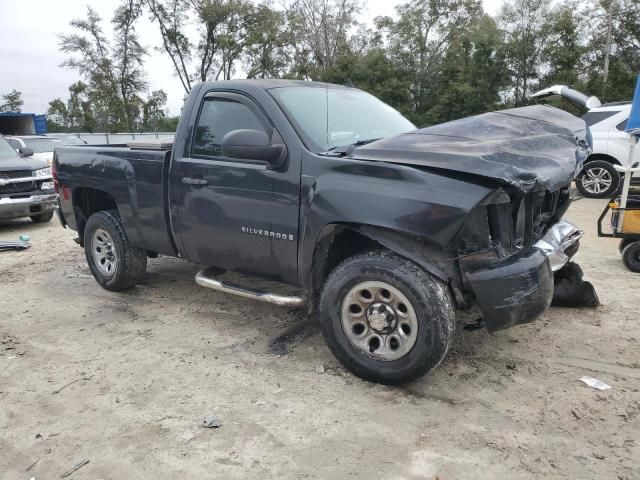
(1, 194), (639, 480)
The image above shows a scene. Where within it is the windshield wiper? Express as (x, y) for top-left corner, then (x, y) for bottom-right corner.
(321, 138), (382, 157)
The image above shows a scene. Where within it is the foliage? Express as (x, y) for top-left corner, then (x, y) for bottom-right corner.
(43, 0), (640, 133)
(0, 90), (24, 113)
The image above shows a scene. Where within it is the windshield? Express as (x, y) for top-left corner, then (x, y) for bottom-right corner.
(270, 86), (416, 151)
(22, 138), (64, 153)
(0, 136), (19, 161)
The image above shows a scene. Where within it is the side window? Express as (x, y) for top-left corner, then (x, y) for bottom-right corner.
(7, 138), (20, 150)
(616, 118), (628, 131)
(192, 98), (267, 158)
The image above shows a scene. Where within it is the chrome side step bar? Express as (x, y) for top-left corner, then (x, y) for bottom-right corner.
(195, 269), (307, 308)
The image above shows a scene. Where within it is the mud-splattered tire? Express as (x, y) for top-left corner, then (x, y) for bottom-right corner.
(622, 241), (640, 273)
(84, 210), (147, 291)
(319, 251), (455, 385)
(30, 211), (54, 223)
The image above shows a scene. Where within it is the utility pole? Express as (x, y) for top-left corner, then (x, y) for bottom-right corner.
(602, 3), (612, 96)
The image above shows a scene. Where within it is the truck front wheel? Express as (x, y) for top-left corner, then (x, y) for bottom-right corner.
(84, 210), (147, 291)
(319, 251), (455, 385)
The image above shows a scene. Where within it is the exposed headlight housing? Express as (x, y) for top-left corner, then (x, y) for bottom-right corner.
(34, 167), (52, 177)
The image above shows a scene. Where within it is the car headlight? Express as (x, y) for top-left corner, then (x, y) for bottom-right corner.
(34, 167), (52, 177)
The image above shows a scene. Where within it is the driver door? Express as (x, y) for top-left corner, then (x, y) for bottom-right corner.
(172, 92), (300, 283)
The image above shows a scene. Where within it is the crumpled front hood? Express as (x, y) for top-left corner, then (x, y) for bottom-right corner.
(352, 105), (589, 193)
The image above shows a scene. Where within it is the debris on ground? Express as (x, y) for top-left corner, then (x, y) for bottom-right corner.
(26, 458), (39, 471)
(0, 240), (31, 252)
(315, 364), (325, 374)
(60, 459), (89, 478)
(579, 376), (612, 390)
(52, 377), (90, 395)
(202, 415), (222, 428)
(551, 262), (600, 307)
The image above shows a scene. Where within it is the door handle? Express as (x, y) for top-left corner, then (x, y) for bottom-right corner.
(182, 177), (208, 186)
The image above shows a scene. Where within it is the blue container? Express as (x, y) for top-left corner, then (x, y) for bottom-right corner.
(626, 74), (640, 135)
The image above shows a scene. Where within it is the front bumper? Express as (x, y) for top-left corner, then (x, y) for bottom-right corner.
(462, 219), (583, 332)
(533, 219), (583, 271)
(0, 193), (58, 220)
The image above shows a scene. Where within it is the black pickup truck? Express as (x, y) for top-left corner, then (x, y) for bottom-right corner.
(55, 80), (592, 384)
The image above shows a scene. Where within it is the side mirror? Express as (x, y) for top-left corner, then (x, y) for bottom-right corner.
(19, 147), (34, 157)
(221, 129), (286, 169)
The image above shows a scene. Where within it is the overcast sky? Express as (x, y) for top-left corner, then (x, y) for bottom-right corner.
(0, 0), (504, 116)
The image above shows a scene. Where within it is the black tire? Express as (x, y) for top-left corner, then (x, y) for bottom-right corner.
(622, 241), (640, 273)
(575, 160), (620, 198)
(84, 210), (147, 291)
(319, 251), (455, 385)
(30, 211), (54, 223)
(619, 238), (638, 253)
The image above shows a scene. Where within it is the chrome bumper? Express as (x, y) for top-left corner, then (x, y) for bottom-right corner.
(534, 219), (583, 272)
(0, 193), (58, 219)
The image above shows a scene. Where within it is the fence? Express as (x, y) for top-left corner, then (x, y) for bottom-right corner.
(72, 132), (175, 145)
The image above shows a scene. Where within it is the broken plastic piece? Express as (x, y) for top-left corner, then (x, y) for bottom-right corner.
(578, 376), (611, 390)
(551, 262), (599, 307)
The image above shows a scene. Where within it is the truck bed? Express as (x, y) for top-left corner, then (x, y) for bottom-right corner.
(55, 145), (177, 256)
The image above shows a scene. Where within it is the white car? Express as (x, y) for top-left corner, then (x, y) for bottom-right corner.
(532, 85), (639, 198)
(5, 135), (65, 166)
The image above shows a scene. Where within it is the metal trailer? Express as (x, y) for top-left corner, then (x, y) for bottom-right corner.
(598, 162), (640, 272)
(0, 112), (47, 135)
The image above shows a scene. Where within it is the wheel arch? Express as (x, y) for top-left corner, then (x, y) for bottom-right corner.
(72, 187), (119, 246)
(584, 153), (621, 166)
(306, 223), (462, 313)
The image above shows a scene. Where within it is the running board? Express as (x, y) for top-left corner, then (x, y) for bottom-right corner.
(195, 269), (307, 308)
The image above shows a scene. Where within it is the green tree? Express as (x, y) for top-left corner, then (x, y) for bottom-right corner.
(244, 3), (291, 79)
(541, 2), (587, 88)
(499, 0), (552, 106)
(0, 90), (24, 112)
(286, 0), (360, 80)
(379, 0), (483, 124)
(583, 0), (639, 102)
(59, 5), (147, 132)
(147, 0), (257, 89)
(46, 82), (96, 133)
(426, 14), (508, 124)
(146, 0), (194, 93)
(141, 89), (169, 131)
(113, 0), (147, 130)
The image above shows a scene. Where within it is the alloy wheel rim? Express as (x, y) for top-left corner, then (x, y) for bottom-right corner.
(92, 228), (117, 277)
(340, 281), (418, 361)
(582, 167), (612, 194)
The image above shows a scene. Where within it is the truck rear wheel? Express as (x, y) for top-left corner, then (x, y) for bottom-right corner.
(84, 210), (147, 291)
(319, 251), (455, 385)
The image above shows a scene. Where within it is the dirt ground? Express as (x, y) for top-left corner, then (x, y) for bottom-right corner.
(1, 193), (639, 480)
